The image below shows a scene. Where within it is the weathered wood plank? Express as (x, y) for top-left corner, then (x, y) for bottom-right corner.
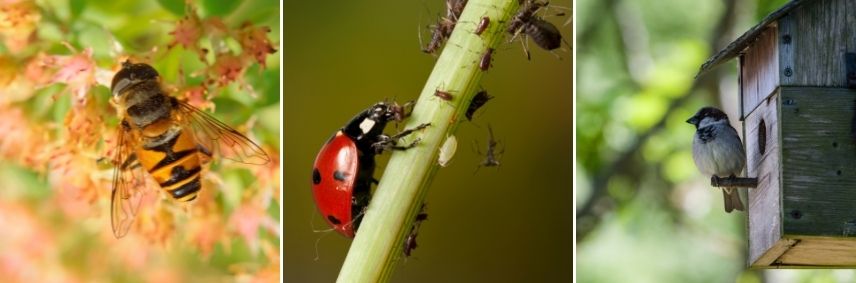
(780, 87), (856, 236)
(778, 13), (794, 86)
(785, 0), (851, 87)
(696, 0), (806, 77)
(847, 0), (856, 54)
(745, 91), (783, 265)
(741, 27), (779, 118)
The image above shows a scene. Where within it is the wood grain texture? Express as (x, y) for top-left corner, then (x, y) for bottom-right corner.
(778, 13), (795, 86)
(751, 238), (797, 267)
(741, 27), (779, 118)
(780, 87), (856, 236)
(745, 91), (783, 265)
(782, 0), (851, 87)
(777, 236), (856, 266)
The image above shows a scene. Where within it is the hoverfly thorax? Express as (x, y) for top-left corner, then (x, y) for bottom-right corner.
(111, 61), (172, 129)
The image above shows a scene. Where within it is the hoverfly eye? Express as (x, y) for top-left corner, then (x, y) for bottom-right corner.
(111, 78), (131, 97)
(111, 63), (160, 97)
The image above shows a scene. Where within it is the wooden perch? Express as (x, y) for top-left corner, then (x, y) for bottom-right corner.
(710, 176), (758, 188)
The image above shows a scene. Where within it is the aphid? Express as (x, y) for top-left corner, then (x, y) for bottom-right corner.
(109, 61), (270, 238)
(434, 89), (454, 101)
(475, 124), (503, 173)
(507, 0), (569, 60)
(404, 204), (429, 257)
(438, 135), (458, 167)
(507, 0), (546, 34)
(423, 20), (454, 54)
(422, 0), (469, 54)
(479, 48), (494, 71)
(390, 100), (415, 124)
(474, 16), (490, 35)
(446, 0), (467, 20)
(524, 17), (562, 51)
(403, 231), (419, 257)
(312, 102), (430, 237)
(466, 90), (494, 121)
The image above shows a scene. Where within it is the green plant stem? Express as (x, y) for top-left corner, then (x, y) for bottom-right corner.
(336, 0), (519, 282)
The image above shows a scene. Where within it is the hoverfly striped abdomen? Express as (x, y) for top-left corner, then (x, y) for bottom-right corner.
(137, 127), (204, 202)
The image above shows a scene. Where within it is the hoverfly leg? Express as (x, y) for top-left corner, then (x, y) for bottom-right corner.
(197, 143), (213, 157)
(120, 154), (139, 170)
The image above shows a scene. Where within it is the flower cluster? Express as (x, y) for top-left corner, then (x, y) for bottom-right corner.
(0, 1), (279, 282)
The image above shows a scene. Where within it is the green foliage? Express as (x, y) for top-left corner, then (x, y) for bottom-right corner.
(157, 0), (185, 16)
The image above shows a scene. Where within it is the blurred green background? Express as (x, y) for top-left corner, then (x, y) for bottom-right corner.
(0, 0), (280, 282)
(577, 0), (856, 282)
(283, 0), (572, 282)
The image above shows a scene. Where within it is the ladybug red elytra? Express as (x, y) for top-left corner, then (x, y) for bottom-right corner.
(312, 101), (430, 237)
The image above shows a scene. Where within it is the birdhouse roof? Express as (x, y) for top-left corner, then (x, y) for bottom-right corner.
(695, 0), (808, 78)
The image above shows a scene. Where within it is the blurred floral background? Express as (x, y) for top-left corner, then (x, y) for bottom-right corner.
(0, 0), (279, 282)
(284, 0), (572, 282)
(577, 0), (856, 282)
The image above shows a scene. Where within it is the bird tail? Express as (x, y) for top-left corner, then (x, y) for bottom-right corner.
(722, 187), (745, 213)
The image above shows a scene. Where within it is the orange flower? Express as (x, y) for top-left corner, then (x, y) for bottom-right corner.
(236, 22), (277, 69)
(0, 0), (40, 53)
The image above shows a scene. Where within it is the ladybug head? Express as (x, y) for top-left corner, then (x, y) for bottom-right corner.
(342, 102), (405, 142)
(367, 102), (397, 123)
(111, 60), (160, 98)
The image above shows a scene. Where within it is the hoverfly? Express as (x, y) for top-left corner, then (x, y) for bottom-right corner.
(109, 61), (270, 238)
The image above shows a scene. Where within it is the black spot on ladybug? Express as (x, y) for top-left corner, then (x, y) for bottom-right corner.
(328, 215), (342, 225)
(313, 168), (321, 185)
(333, 170), (347, 182)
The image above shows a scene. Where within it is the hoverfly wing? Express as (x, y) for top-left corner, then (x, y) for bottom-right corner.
(175, 101), (270, 165)
(110, 122), (147, 238)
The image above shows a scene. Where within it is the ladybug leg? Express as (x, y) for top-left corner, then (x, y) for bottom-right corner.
(371, 123), (431, 154)
(373, 137), (423, 153)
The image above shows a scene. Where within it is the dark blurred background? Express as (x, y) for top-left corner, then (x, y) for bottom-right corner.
(577, 0), (856, 282)
(283, 0), (572, 282)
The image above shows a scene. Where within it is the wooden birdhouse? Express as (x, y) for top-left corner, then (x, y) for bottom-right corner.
(697, 0), (856, 268)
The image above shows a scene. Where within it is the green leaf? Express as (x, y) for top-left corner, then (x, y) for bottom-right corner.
(157, 0), (185, 16)
(201, 0), (241, 17)
(70, 0), (86, 19)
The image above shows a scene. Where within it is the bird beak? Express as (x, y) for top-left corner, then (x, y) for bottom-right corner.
(686, 116), (699, 126)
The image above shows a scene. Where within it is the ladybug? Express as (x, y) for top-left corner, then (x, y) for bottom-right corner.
(312, 101), (429, 237)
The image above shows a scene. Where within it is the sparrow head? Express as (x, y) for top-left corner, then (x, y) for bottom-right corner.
(686, 107), (729, 129)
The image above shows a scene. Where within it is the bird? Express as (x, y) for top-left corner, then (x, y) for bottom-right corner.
(686, 106), (746, 213)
